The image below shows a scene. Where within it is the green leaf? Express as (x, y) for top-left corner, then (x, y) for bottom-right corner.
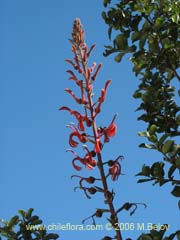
(45, 233), (59, 240)
(149, 124), (157, 135)
(137, 178), (153, 183)
(142, 165), (151, 176)
(139, 143), (156, 149)
(159, 134), (169, 145)
(164, 42), (175, 50)
(18, 210), (25, 218)
(151, 162), (164, 178)
(29, 215), (41, 225)
(178, 90), (180, 97)
(139, 33), (147, 49)
(162, 140), (174, 154)
(114, 53), (124, 62)
(114, 34), (128, 50)
(103, 0), (111, 7)
(167, 70), (174, 81)
(165, 232), (177, 240)
(175, 158), (180, 168)
(171, 186), (180, 197)
(177, 230), (180, 240)
(168, 165), (176, 179)
(155, 17), (164, 27)
(132, 31), (140, 42)
(8, 216), (19, 228)
(158, 224), (169, 237)
(172, 13), (179, 23)
(138, 131), (147, 137)
(25, 208), (34, 220)
(108, 26), (112, 40)
(148, 135), (157, 143)
(31, 219), (42, 225)
(133, 91), (142, 98)
(176, 115), (180, 125)
(139, 235), (152, 240)
(178, 200), (180, 211)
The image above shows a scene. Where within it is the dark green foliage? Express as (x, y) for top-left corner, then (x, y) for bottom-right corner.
(171, 186), (180, 197)
(137, 227), (180, 240)
(102, 0), (180, 198)
(0, 208), (59, 240)
(103, 0), (180, 238)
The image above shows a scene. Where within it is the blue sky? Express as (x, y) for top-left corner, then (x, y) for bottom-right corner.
(0, 1), (179, 239)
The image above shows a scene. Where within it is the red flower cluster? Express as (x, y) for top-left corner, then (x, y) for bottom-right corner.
(61, 18), (120, 179)
(60, 18), (124, 240)
(67, 147), (96, 171)
(60, 107), (91, 131)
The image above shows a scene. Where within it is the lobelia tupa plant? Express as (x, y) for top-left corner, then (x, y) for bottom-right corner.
(60, 18), (145, 240)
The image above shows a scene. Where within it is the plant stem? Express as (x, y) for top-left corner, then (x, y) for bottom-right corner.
(97, 153), (123, 240)
(82, 62), (122, 240)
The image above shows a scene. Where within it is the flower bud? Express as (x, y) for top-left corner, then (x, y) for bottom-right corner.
(124, 202), (131, 210)
(107, 160), (114, 167)
(81, 133), (87, 143)
(86, 176), (96, 184)
(87, 187), (97, 195)
(86, 119), (92, 127)
(95, 209), (103, 218)
(90, 151), (96, 157)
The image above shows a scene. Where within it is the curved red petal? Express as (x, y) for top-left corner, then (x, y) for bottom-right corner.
(109, 161), (121, 181)
(106, 123), (117, 137)
(72, 157), (82, 171)
(59, 106), (70, 111)
(69, 133), (79, 148)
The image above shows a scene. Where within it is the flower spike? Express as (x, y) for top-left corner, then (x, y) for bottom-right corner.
(61, 18), (124, 240)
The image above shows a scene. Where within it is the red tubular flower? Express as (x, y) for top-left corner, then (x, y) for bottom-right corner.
(103, 114), (117, 142)
(66, 57), (82, 73)
(83, 145), (97, 169)
(65, 88), (81, 104)
(66, 70), (82, 86)
(87, 44), (95, 57)
(67, 124), (87, 148)
(60, 107), (91, 131)
(95, 80), (111, 114)
(72, 156), (87, 171)
(91, 63), (102, 81)
(65, 86), (87, 105)
(109, 159), (121, 181)
(65, 59), (79, 71)
(104, 123), (117, 142)
(67, 147), (96, 171)
(82, 44), (87, 62)
(71, 175), (95, 186)
(72, 45), (82, 73)
(79, 81), (87, 105)
(88, 62), (96, 74)
(71, 176), (96, 199)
